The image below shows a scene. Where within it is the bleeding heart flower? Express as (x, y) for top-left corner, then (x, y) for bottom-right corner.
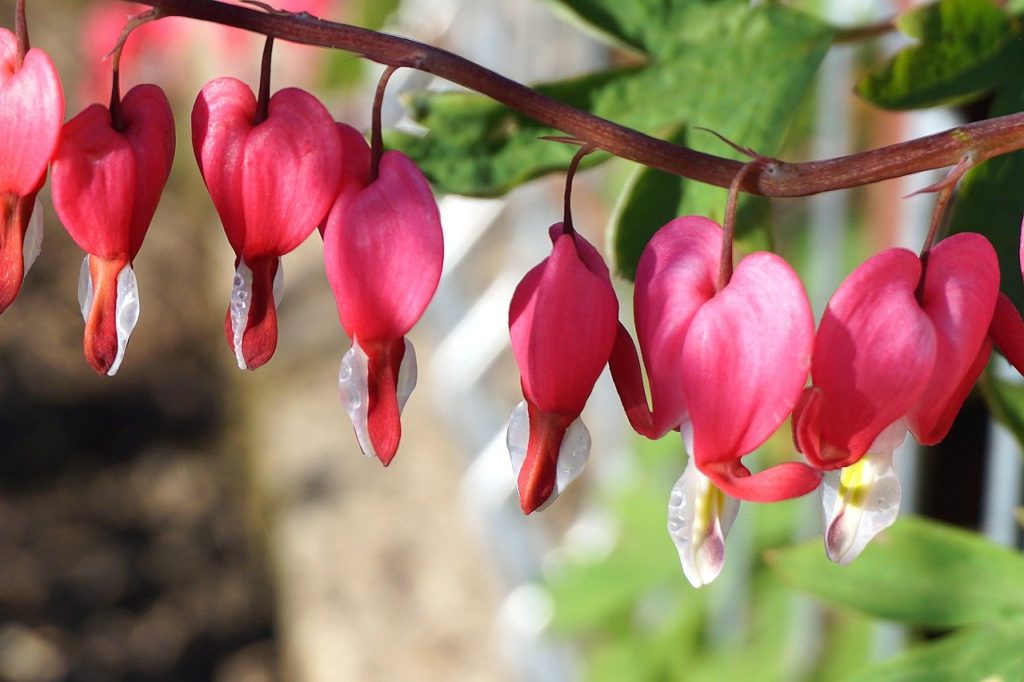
(0, 28), (64, 313)
(50, 84), (175, 375)
(507, 223), (618, 514)
(192, 77), (341, 370)
(794, 232), (998, 564)
(323, 148), (442, 466)
(610, 216), (819, 585)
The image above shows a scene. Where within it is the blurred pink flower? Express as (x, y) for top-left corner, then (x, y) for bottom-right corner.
(0, 27), (64, 313)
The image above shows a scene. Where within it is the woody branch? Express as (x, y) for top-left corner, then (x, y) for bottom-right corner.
(132, 0), (1024, 197)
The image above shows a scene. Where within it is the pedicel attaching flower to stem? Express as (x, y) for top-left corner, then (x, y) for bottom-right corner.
(0, 0), (64, 313)
(192, 36), (341, 370)
(323, 66), (443, 466)
(50, 14), (174, 375)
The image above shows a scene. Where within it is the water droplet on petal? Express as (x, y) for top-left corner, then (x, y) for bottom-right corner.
(22, 198), (43, 278)
(667, 457), (739, 588)
(229, 261), (254, 370)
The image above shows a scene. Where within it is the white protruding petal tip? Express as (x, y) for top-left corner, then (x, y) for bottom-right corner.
(396, 338), (418, 413)
(822, 441), (902, 565)
(506, 400), (529, 479)
(22, 198), (43, 278)
(339, 339), (373, 459)
(667, 458), (739, 588)
(550, 416), (590, 508)
(272, 257), (284, 307)
(77, 255), (93, 322)
(505, 401), (591, 511)
(229, 261), (253, 370)
(106, 264), (140, 376)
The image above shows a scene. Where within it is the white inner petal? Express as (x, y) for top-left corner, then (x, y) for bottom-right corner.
(506, 400), (591, 511)
(22, 197), (43, 278)
(396, 338), (417, 413)
(77, 255), (92, 322)
(229, 261), (254, 370)
(667, 453), (740, 588)
(338, 338), (418, 459)
(107, 264), (140, 377)
(272, 258), (284, 307)
(822, 422), (905, 565)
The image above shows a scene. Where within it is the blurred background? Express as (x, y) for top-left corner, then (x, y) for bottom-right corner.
(1, 0), (1022, 681)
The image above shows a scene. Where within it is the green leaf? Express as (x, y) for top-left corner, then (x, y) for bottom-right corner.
(981, 372), (1024, 450)
(857, 0), (1022, 110)
(949, 73), (1024, 310)
(539, 0), (749, 58)
(608, 125), (772, 280)
(844, 616), (1024, 682)
(323, 0), (401, 89)
(388, 5), (833, 199)
(766, 516), (1024, 627)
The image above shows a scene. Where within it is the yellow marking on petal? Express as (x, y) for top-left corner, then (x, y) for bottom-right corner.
(694, 480), (726, 541)
(838, 458), (870, 509)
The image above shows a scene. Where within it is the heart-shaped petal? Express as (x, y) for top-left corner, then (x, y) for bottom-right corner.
(906, 233), (998, 444)
(0, 31), (64, 196)
(192, 78), (340, 258)
(509, 228), (618, 416)
(633, 216), (720, 437)
(796, 248), (937, 470)
(684, 251), (814, 465)
(51, 104), (137, 259)
(324, 151), (443, 342)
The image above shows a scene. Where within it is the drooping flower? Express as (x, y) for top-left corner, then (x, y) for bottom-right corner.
(50, 84), (175, 375)
(192, 77), (341, 369)
(793, 232), (999, 564)
(323, 145), (442, 467)
(0, 28), (64, 313)
(507, 223), (618, 514)
(610, 216), (820, 585)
